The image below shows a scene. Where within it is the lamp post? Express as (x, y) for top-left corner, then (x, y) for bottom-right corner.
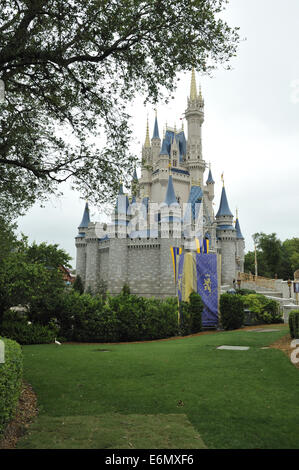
(287, 279), (292, 298)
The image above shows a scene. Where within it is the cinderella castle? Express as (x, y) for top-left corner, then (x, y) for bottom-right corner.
(75, 71), (245, 297)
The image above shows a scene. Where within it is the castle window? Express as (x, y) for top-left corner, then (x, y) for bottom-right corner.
(173, 159), (177, 167)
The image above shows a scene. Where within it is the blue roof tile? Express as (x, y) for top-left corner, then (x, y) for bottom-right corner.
(235, 218), (244, 239)
(216, 186), (233, 217)
(78, 202), (90, 229)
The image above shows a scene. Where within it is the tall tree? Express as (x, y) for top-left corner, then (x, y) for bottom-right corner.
(244, 233), (299, 280)
(0, 0), (239, 218)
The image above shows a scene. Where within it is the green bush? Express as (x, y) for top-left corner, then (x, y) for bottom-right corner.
(0, 310), (58, 344)
(24, 288), (204, 343)
(220, 293), (244, 330)
(189, 292), (203, 333)
(179, 292), (203, 336)
(289, 310), (299, 338)
(0, 338), (23, 437)
(242, 294), (282, 324)
(237, 288), (257, 296)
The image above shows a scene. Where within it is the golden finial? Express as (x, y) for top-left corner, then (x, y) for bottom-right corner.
(236, 207), (239, 219)
(144, 115), (150, 148)
(174, 122), (177, 133)
(190, 67), (197, 101)
(221, 172), (224, 187)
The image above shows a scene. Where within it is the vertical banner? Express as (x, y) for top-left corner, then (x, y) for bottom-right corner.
(170, 247), (182, 283)
(195, 253), (218, 327)
(177, 253), (185, 303)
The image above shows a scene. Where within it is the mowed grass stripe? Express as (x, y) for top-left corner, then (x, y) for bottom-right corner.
(17, 413), (207, 449)
(20, 326), (299, 449)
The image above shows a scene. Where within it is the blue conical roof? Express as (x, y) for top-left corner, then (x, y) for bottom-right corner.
(78, 202), (90, 229)
(162, 175), (179, 206)
(152, 115), (160, 139)
(133, 168), (138, 181)
(235, 218), (244, 239)
(216, 186), (233, 217)
(206, 168), (215, 184)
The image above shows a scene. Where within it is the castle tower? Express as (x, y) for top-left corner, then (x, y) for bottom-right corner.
(160, 173), (182, 296)
(235, 210), (245, 276)
(131, 167), (139, 197)
(141, 117), (152, 198)
(185, 69), (206, 186)
(151, 110), (161, 164)
(215, 181), (237, 285)
(75, 202), (90, 283)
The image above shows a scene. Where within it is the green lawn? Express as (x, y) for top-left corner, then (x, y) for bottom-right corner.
(17, 325), (299, 449)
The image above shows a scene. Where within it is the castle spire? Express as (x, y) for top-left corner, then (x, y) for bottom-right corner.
(132, 167), (138, 182)
(216, 185), (233, 218)
(190, 67), (197, 101)
(162, 174), (179, 206)
(144, 116), (150, 148)
(152, 109), (160, 139)
(206, 163), (215, 184)
(78, 202), (90, 229)
(235, 210), (244, 239)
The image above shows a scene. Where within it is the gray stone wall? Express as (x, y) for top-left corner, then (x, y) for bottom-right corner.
(128, 241), (161, 296)
(107, 238), (128, 294)
(219, 238), (236, 285)
(85, 238), (99, 292)
(75, 242), (87, 282)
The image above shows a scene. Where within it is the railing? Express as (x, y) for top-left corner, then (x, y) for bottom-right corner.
(239, 272), (277, 290)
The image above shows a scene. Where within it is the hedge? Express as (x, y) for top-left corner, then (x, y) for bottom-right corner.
(25, 290), (204, 343)
(289, 310), (299, 339)
(220, 293), (244, 330)
(0, 338), (23, 437)
(241, 294), (282, 324)
(0, 310), (58, 345)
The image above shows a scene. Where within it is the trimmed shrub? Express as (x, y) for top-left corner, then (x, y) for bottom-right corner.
(220, 293), (244, 330)
(189, 292), (203, 333)
(179, 292), (203, 336)
(242, 294), (282, 324)
(289, 310), (299, 338)
(0, 319), (58, 345)
(237, 288), (257, 296)
(0, 338), (23, 436)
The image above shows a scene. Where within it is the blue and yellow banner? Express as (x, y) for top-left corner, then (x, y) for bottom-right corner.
(195, 238), (209, 254)
(195, 253), (218, 327)
(170, 246), (182, 283)
(176, 251), (218, 327)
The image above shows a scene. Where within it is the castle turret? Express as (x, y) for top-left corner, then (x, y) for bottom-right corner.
(75, 202), (90, 283)
(160, 173), (182, 297)
(151, 110), (161, 163)
(185, 69), (206, 186)
(206, 164), (215, 201)
(235, 210), (245, 276)
(140, 117), (152, 198)
(131, 167), (139, 197)
(215, 181), (236, 285)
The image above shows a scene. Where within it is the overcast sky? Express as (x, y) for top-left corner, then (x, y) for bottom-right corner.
(17, 0), (299, 268)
